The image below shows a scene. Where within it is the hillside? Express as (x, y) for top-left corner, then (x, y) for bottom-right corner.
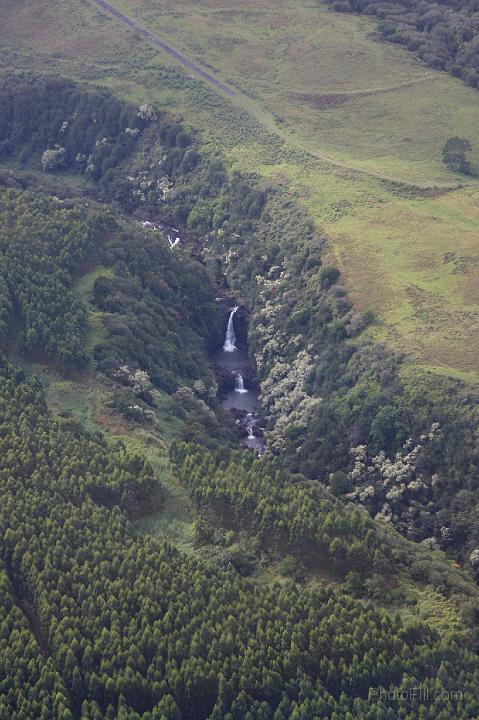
(2, 0), (479, 381)
(1, 2), (479, 718)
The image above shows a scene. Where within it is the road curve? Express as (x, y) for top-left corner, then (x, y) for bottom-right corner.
(91, 0), (236, 97)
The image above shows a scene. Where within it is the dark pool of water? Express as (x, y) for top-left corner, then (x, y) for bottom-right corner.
(214, 344), (263, 452)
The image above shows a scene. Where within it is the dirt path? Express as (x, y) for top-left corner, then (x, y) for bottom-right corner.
(90, 0), (459, 191)
(91, 0), (236, 97)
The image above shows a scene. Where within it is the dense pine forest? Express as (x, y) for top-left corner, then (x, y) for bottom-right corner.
(0, 191), (105, 369)
(1, 357), (479, 718)
(1, 72), (479, 718)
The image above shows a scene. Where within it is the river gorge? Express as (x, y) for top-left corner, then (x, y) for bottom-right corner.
(215, 301), (263, 453)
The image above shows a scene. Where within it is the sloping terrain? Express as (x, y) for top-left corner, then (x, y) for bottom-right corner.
(1, 10), (479, 715)
(1, 0), (479, 382)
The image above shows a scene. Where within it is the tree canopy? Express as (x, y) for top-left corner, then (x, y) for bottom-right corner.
(1, 74), (479, 719)
(1, 357), (478, 719)
(442, 136), (473, 173)
(325, 0), (479, 91)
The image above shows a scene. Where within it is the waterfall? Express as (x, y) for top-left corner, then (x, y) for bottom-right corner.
(246, 413), (255, 439)
(235, 374), (248, 394)
(167, 233), (181, 249)
(223, 306), (239, 352)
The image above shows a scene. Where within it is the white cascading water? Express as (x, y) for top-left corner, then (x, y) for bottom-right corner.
(246, 413), (255, 439)
(223, 306), (239, 352)
(235, 374), (248, 394)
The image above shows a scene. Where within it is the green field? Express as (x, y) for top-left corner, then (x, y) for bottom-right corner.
(2, 0), (479, 380)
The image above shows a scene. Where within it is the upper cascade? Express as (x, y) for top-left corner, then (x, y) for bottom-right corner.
(223, 306), (239, 352)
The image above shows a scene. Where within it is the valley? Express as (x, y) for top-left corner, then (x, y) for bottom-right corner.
(1, 2), (479, 718)
(2, 0), (479, 383)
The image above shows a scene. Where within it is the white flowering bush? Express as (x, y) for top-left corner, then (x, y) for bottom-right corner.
(260, 350), (322, 452)
(114, 366), (153, 396)
(345, 423), (442, 535)
(42, 146), (66, 172)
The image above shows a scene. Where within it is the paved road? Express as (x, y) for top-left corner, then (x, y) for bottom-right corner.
(91, 0), (236, 97)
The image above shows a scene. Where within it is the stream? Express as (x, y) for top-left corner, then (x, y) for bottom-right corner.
(139, 220), (182, 248)
(137, 220), (263, 452)
(215, 303), (264, 453)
